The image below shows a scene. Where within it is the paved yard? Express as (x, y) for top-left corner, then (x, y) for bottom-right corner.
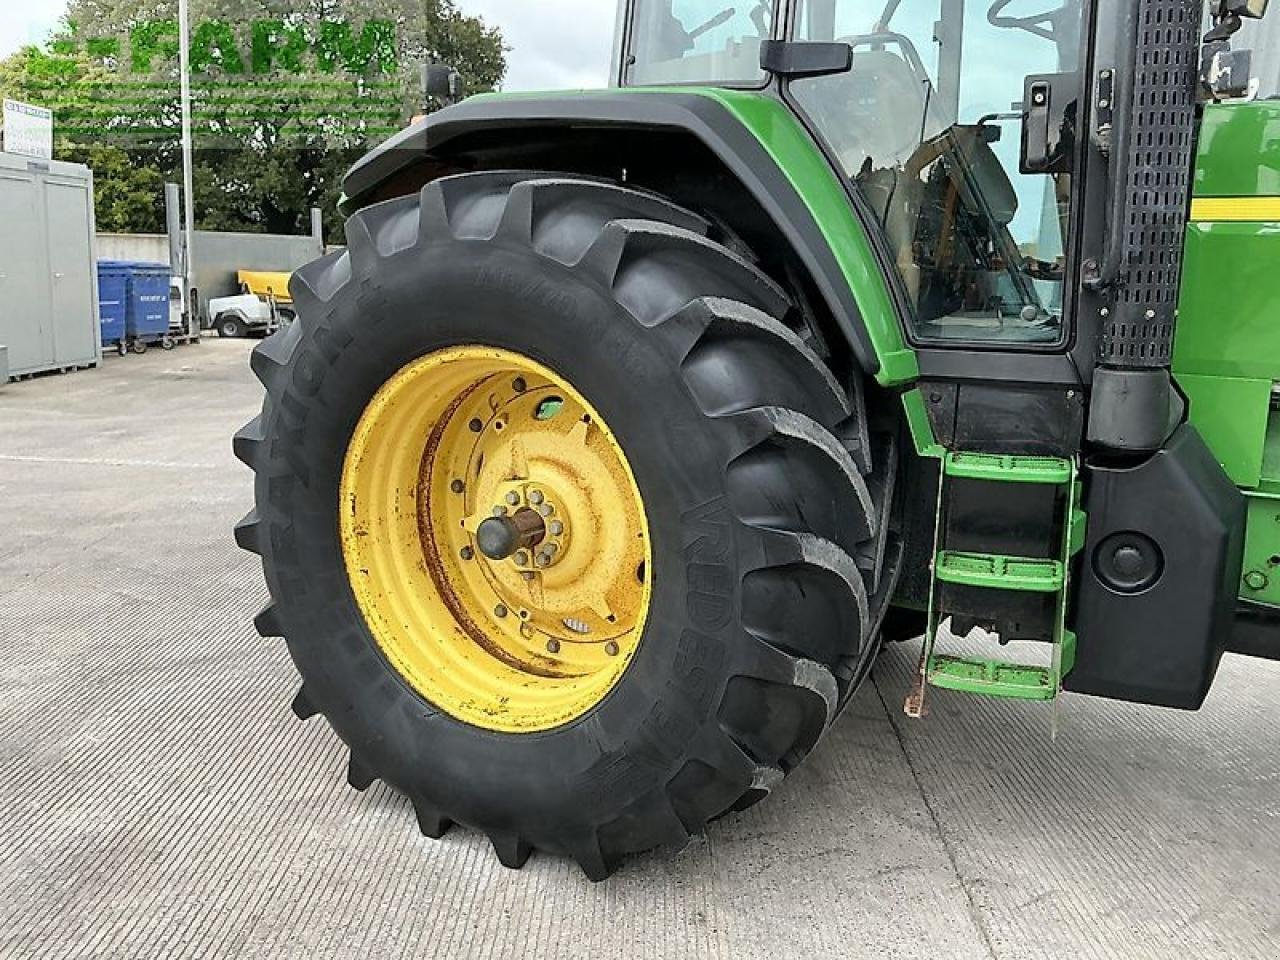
(1, 339), (1277, 959)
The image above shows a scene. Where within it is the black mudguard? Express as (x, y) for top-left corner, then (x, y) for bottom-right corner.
(340, 91), (882, 376)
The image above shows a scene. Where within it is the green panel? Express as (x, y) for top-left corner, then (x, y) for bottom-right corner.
(927, 656), (1056, 701)
(935, 552), (1065, 593)
(469, 88), (918, 385)
(693, 89), (917, 385)
(1174, 223), (1280, 382)
(1242, 495), (1280, 608)
(1175, 374), (1272, 488)
(945, 451), (1072, 485)
(902, 388), (943, 458)
(1194, 102), (1280, 198)
(1243, 410), (1280, 608)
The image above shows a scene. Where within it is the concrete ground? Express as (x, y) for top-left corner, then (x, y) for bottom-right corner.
(1, 338), (1277, 960)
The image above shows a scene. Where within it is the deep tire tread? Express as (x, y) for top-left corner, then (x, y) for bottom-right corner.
(347, 755), (376, 793)
(238, 169), (904, 881)
(291, 685), (319, 722)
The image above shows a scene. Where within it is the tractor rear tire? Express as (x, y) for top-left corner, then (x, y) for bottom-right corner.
(235, 171), (894, 880)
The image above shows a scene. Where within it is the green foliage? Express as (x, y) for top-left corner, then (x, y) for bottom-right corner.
(67, 144), (168, 232)
(0, 0), (507, 242)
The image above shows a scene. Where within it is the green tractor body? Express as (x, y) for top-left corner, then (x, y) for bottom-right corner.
(238, 0), (1280, 877)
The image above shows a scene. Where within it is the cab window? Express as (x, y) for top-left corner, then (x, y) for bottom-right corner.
(627, 0), (777, 86)
(791, 1), (1086, 347)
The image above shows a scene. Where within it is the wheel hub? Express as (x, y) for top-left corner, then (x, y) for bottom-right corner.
(476, 508), (546, 561)
(339, 347), (650, 733)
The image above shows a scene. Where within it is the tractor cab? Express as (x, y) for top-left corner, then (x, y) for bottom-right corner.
(628, 0), (1085, 347)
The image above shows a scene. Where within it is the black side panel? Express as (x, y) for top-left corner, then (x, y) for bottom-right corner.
(923, 381), (1086, 457)
(1066, 426), (1247, 710)
(341, 93), (880, 375)
(1228, 604), (1280, 662)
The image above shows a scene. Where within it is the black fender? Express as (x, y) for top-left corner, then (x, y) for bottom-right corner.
(341, 92), (882, 377)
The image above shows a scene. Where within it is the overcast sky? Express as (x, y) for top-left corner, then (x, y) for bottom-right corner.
(0, 1), (614, 90)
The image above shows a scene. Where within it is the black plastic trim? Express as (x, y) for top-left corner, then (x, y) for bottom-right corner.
(341, 91), (881, 375)
(760, 40), (854, 78)
(917, 348), (1084, 386)
(1227, 602), (1280, 661)
(1066, 425), (1247, 709)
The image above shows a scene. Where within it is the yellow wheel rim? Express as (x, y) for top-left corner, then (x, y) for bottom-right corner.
(340, 347), (652, 733)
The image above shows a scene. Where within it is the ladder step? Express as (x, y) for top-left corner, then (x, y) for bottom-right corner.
(935, 552), (1065, 593)
(945, 451), (1073, 485)
(927, 655), (1058, 701)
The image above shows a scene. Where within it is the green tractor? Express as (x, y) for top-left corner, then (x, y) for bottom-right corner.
(235, 0), (1280, 879)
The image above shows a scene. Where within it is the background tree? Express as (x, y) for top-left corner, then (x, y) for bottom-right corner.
(0, 0), (506, 240)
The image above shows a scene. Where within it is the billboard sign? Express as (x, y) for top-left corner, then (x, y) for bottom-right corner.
(2, 99), (54, 160)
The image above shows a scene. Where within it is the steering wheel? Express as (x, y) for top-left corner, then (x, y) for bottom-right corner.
(987, 0), (1068, 42)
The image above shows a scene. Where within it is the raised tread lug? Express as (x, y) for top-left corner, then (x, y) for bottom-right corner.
(290, 685), (319, 721)
(694, 297), (849, 421)
(412, 800), (454, 840)
(253, 602), (283, 638)
(725, 407), (875, 541)
(569, 834), (616, 883)
(233, 509), (263, 555)
(232, 416), (265, 469)
(416, 179), (455, 244)
(248, 322), (302, 391)
(490, 832), (533, 870)
(737, 634), (840, 729)
(347, 755), (376, 792)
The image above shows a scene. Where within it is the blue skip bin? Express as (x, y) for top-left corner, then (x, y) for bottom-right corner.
(96, 262), (129, 354)
(98, 261), (173, 354)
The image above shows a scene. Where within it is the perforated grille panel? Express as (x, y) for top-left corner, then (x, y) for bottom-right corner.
(1098, 0), (1201, 369)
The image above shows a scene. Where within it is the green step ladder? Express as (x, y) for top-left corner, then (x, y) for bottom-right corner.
(905, 451), (1087, 717)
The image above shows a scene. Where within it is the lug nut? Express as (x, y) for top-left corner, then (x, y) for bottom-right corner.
(538, 504), (553, 517)
(605, 641), (620, 657)
(505, 491), (520, 506)
(535, 553), (552, 569)
(495, 604), (509, 618)
(529, 490), (544, 505)
(549, 520), (564, 536)
(514, 550), (529, 567)
(492, 506), (508, 517)
(546, 639), (561, 654)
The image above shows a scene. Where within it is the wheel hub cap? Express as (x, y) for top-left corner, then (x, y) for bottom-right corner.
(339, 347), (651, 733)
